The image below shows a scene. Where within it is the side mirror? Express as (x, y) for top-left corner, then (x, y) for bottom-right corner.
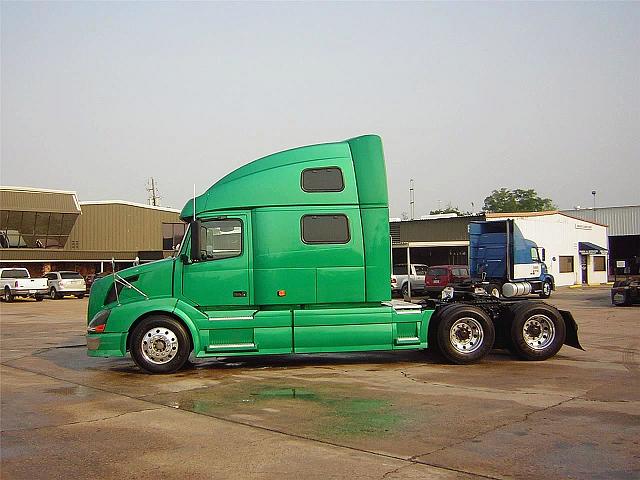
(190, 219), (201, 262)
(180, 253), (190, 264)
(541, 248), (546, 262)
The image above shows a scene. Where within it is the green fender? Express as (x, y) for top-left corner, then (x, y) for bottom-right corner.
(172, 299), (208, 354)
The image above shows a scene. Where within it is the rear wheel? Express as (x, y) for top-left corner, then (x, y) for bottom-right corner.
(35, 295), (44, 302)
(436, 305), (495, 364)
(3, 287), (13, 303)
(76, 294), (85, 299)
(401, 283), (409, 297)
(50, 287), (59, 300)
(130, 316), (191, 374)
(509, 302), (565, 360)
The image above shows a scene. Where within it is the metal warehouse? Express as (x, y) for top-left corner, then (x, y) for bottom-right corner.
(561, 205), (640, 276)
(0, 186), (184, 277)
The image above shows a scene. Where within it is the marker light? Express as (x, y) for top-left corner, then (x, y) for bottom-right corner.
(277, 290), (286, 297)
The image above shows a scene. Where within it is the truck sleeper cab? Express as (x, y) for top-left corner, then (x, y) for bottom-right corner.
(87, 135), (581, 373)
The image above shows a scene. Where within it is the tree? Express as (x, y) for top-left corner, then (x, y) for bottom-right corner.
(483, 188), (556, 213)
(429, 203), (471, 216)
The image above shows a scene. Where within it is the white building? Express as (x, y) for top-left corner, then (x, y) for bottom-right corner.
(487, 212), (609, 287)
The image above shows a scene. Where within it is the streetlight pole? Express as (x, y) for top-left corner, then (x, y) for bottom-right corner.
(592, 190), (596, 221)
(409, 179), (415, 220)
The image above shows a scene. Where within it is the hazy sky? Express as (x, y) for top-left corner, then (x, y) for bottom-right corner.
(2, 1), (638, 217)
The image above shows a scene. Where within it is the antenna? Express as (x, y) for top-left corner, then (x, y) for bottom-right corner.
(193, 184), (196, 220)
(146, 178), (162, 206)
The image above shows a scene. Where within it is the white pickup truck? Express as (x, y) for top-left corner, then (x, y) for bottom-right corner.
(391, 263), (427, 296)
(0, 268), (48, 302)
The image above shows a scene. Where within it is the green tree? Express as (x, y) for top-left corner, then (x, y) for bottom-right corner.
(483, 188), (556, 213)
(430, 203), (471, 216)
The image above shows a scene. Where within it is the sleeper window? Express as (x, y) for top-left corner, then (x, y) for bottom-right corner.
(301, 215), (350, 244)
(301, 167), (344, 192)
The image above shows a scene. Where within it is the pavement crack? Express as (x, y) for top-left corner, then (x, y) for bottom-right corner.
(414, 394), (583, 461)
(1, 406), (163, 433)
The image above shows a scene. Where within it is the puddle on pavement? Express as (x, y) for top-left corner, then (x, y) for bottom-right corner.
(157, 381), (410, 439)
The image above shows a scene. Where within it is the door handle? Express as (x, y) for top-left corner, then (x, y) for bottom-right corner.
(233, 291), (247, 297)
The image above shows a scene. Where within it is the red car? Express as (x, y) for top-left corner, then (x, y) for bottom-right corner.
(424, 265), (470, 297)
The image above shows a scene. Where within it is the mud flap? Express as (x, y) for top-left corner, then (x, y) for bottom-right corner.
(560, 310), (584, 350)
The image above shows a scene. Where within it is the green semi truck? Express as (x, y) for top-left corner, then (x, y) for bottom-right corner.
(87, 135), (582, 374)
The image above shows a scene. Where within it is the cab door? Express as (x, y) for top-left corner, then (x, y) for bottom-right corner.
(181, 214), (250, 308)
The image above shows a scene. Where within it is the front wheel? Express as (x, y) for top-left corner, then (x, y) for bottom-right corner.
(35, 295), (44, 302)
(539, 280), (552, 299)
(76, 294), (85, 299)
(436, 305), (495, 364)
(509, 302), (565, 361)
(50, 287), (59, 300)
(130, 316), (191, 374)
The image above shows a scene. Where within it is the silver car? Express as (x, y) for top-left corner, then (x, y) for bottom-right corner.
(45, 271), (87, 299)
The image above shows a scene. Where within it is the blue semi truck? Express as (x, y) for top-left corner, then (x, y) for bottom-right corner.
(469, 219), (554, 299)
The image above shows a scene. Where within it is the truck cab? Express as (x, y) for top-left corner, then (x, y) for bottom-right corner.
(87, 136), (579, 374)
(469, 220), (554, 298)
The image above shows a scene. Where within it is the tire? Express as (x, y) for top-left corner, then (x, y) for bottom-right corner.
(401, 283), (409, 297)
(35, 295), (44, 302)
(130, 316), (191, 374)
(539, 280), (552, 299)
(509, 302), (565, 361)
(76, 294), (85, 299)
(3, 287), (13, 303)
(50, 287), (59, 300)
(436, 304), (495, 364)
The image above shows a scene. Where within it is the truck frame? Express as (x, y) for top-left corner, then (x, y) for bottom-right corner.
(86, 135), (582, 373)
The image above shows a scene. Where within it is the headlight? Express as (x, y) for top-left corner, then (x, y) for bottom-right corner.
(88, 309), (110, 333)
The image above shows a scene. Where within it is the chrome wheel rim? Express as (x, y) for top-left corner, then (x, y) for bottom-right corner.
(523, 314), (555, 350)
(543, 282), (551, 296)
(450, 317), (484, 354)
(141, 327), (179, 364)
(50, 288), (56, 299)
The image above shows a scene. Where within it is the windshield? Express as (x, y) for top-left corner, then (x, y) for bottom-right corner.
(60, 272), (83, 279)
(428, 268), (448, 276)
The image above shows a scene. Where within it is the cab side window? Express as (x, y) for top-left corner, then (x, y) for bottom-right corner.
(301, 214), (350, 244)
(197, 219), (243, 261)
(301, 167), (344, 192)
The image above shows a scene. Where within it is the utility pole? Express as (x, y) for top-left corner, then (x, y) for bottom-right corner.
(147, 178), (162, 206)
(409, 179), (415, 220)
(592, 190), (596, 221)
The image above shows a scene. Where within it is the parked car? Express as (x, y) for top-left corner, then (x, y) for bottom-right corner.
(0, 268), (48, 302)
(45, 271), (87, 299)
(611, 277), (640, 306)
(85, 272), (109, 292)
(424, 265), (470, 297)
(391, 264), (427, 296)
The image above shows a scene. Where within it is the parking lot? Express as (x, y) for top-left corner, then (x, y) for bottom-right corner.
(1, 287), (638, 479)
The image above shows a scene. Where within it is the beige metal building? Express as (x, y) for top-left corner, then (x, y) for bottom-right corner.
(0, 187), (184, 277)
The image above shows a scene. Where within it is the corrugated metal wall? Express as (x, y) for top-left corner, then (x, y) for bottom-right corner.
(65, 204), (181, 251)
(561, 206), (640, 236)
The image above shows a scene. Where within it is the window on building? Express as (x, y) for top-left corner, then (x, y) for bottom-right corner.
(301, 167), (344, 192)
(593, 256), (606, 272)
(162, 223), (187, 250)
(559, 256), (574, 273)
(301, 214), (350, 244)
(196, 219), (242, 261)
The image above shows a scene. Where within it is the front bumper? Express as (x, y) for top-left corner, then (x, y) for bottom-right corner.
(86, 332), (127, 357)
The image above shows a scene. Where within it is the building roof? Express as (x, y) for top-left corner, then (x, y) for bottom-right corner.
(560, 205), (640, 236)
(0, 186), (81, 214)
(80, 200), (180, 213)
(486, 211), (608, 228)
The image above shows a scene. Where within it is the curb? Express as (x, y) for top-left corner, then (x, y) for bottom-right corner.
(568, 283), (613, 288)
